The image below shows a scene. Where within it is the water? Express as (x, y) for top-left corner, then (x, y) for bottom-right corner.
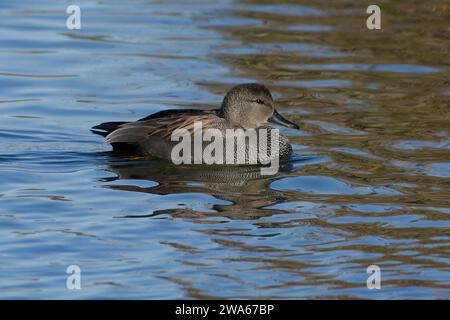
(0, 0), (449, 299)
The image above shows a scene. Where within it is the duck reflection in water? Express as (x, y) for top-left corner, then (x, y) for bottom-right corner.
(102, 157), (306, 220)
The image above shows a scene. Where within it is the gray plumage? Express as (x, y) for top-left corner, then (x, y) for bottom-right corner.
(92, 83), (299, 164)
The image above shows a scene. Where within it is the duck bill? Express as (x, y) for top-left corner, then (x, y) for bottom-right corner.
(269, 109), (299, 129)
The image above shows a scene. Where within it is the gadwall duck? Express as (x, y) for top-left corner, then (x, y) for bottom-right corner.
(92, 83), (299, 164)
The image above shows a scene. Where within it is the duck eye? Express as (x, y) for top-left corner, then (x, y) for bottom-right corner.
(255, 99), (265, 105)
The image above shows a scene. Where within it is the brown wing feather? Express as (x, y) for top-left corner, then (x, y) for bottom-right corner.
(151, 114), (215, 139)
(105, 111), (218, 144)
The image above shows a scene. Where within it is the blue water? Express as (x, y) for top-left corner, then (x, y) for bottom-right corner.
(0, 0), (449, 299)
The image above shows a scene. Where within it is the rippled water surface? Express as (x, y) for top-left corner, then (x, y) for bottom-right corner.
(1, 0), (449, 299)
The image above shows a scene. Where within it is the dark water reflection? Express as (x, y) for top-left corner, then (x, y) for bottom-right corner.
(0, 0), (449, 298)
(105, 157), (313, 220)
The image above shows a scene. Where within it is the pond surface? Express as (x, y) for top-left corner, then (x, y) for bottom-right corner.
(0, 0), (449, 299)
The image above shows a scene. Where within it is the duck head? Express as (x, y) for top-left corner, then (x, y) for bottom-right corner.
(219, 83), (299, 130)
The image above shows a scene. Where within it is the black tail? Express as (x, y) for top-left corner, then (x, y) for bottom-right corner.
(91, 121), (127, 137)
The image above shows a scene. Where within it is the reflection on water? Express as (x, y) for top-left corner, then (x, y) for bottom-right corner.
(0, 0), (449, 299)
(105, 157), (317, 220)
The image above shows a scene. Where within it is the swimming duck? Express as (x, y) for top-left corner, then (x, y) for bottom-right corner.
(92, 83), (299, 164)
